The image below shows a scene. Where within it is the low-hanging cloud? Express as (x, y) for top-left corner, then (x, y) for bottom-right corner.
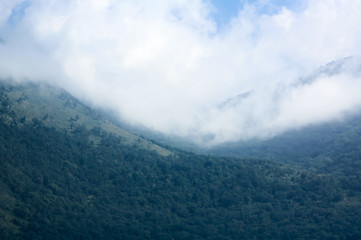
(1, 0), (361, 146)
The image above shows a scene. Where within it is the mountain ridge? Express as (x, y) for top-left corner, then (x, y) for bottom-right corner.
(0, 80), (172, 157)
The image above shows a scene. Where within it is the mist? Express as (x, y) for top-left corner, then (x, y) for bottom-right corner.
(1, 0), (361, 146)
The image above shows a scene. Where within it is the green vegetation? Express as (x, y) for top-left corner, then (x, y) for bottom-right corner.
(210, 114), (361, 176)
(0, 81), (172, 156)
(1, 81), (361, 239)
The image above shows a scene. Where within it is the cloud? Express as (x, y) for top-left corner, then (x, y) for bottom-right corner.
(1, 0), (361, 145)
(0, 0), (24, 26)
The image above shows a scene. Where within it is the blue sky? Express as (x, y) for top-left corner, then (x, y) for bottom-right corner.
(6, 1), (31, 26)
(210, 0), (305, 26)
(209, 0), (244, 25)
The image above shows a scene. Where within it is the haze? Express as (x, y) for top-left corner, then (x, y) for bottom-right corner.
(1, 0), (361, 145)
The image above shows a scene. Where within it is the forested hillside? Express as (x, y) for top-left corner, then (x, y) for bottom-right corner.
(0, 81), (171, 157)
(209, 114), (361, 176)
(1, 81), (361, 239)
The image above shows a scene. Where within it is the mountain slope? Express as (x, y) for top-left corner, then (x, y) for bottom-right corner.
(1, 109), (361, 239)
(1, 80), (361, 239)
(0, 80), (172, 157)
(209, 113), (361, 175)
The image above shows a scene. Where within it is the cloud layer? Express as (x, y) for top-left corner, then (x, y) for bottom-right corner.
(1, 0), (361, 145)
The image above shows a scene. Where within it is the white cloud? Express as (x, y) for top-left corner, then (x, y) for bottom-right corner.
(1, 0), (361, 145)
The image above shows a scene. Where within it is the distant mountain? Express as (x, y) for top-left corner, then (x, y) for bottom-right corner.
(218, 91), (253, 109)
(218, 56), (361, 109)
(209, 113), (361, 174)
(297, 56), (361, 85)
(1, 80), (361, 239)
(209, 56), (361, 174)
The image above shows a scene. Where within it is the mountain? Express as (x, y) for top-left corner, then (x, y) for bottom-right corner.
(0, 80), (172, 157)
(209, 114), (361, 174)
(139, 56), (361, 151)
(297, 56), (361, 86)
(1, 80), (361, 239)
(209, 56), (361, 175)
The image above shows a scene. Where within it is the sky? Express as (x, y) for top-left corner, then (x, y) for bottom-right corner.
(1, 0), (361, 146)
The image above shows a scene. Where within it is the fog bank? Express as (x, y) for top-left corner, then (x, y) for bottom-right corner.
(1, 0), (361, 145)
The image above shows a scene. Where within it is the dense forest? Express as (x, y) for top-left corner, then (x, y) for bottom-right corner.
(210, 113), (361, 176)
(1, 82), (361, 239)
